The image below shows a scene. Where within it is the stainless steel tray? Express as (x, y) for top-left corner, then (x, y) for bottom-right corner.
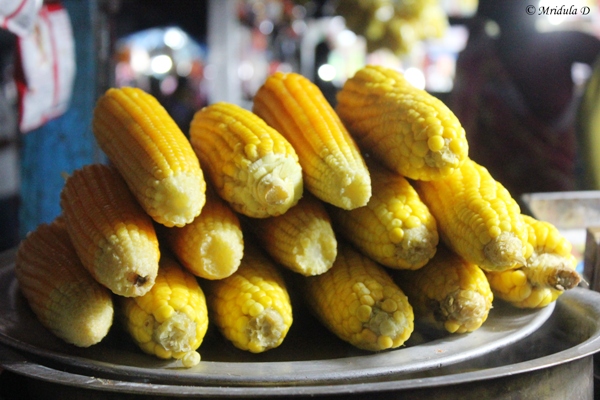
(0, 247), (554, 387)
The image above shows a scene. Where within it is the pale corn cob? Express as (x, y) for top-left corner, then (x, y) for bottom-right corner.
(486, 215), (580, 308)
(160, 185), (244, 280)
(253, 71), (372, 210)
(327, 160), (438, 270)
(15, 217), (114, 347)
(60, 164), (160, 297)
(302, 243), (414, 351)
(336, 65), (468, 181)
(189, 102), (303, 218)
(93, 86), (206, 227)
(413, 158), (530, 272)
(203, 243), (293, 353)
(393, 246), (493, 334)
(242, 192), (337, 276)
(119, 255), (209, 367)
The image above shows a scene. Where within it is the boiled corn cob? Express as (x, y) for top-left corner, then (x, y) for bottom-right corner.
(252, 71), (372, 210)
(60, 164), (160, 297)
(189, 102), (303, 218)
(486, 215), (580, 308)
(242, 192), (337, 276)
(15, 217), (114, 347)
(203, 243), (293, 353)
(327, 160), (438, 270)
(119, 255), (209, 367)
(335, 65), (468, 181)
(413, 158), (530, 272)
(93, 86), (206, 227)
(392, 246), (493, 334)
(160, 185), (244, 280)
(301, 243), (413, 351)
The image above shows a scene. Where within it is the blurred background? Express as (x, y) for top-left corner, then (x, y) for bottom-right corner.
(1, 0), (600, 252)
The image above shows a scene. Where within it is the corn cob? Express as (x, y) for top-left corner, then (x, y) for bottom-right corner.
(60, 164), (160, 297)
(327, 160), (438, 270)
(160, 185), (244, 280)
(93, 86), (206, 227)
(119, 255), (209, 367)
(335, 65), (468, 181)
(485, 215), (580, 308)
(202, 243), (293, 353)
(242, 192), (337, 276)
(189, 102), (303, 218)
(252, 71), (372, 210)
(15, 217), (114, 347)
(413, 158), (530, 272)
(392, 246), (493, 334)
(301, 243), (413, 351)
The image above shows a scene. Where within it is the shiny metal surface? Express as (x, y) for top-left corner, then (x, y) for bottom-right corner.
(0, 247), (554, 388)
(0, 287), (598, 399)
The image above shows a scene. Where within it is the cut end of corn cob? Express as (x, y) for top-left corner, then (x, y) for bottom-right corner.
(245, 193), (337, 276)
(253, 72), (372, 210)
(15, 217), (114, 347)
(335, 65), (468, 181)
(439, 289), (492, 334)
(190, 102), (303, 218)
(303, 244), (414, 351)
(483, 231), (527, 271)
(161, 186), (244, 280)
(393, 246), (493, 334)
(60, 164), (160, 297)
(119, 255), (209, 367)
(204, 243), (293, 353)
(93, 87), (206, 227)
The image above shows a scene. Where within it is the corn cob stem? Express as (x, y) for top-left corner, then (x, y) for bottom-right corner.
(485, 215), (580, 308)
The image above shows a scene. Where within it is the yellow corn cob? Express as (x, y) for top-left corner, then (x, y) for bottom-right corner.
(160, 185), (244, 280)
(189, 102), (303, 218)
(327, 161), (438, 270)
(392, 246), (493, 334)
(202, 243), (293, 353)
(301, 243), (413, 351)
(252, 71), (372, 210)
(335, 65), (468, 181)
(485, 215), (580, 308)
(60, 164), (160, 297)
(15, 217), (114, 347)
(119, 255), (209, 367)
(93, 86), (206, 227)
(413, 158), (530, 272)
(242, 192), (337, 276)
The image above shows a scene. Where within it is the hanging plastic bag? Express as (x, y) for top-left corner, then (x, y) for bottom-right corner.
(0, 0), (43, 37)
(13, 1), (75, 133)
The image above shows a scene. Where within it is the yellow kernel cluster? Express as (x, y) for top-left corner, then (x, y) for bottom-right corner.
(16, 65), (580, 370)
